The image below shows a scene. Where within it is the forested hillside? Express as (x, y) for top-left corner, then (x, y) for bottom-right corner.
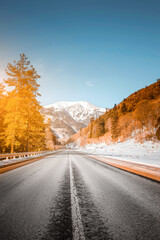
(0, 54), (56, 153)
(67, 80), (160, 145)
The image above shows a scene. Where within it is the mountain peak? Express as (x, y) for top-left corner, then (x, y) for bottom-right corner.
(42, 101), (106, 143)
(44, 101), (104, 110)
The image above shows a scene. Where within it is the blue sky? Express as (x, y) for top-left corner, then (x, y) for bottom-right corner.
(0, 0), (160, 108)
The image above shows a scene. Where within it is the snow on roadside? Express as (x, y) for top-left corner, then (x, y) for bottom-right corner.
(69, 139), (160, 167)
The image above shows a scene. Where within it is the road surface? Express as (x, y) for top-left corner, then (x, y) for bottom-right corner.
(0, 150), (160, 240)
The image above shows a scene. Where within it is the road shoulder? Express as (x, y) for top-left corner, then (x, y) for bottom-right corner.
(0, 151), (61, 174)
(87, 155), (160, 182)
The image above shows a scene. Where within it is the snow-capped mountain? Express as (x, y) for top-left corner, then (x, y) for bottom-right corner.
(41, 101), (106, 142)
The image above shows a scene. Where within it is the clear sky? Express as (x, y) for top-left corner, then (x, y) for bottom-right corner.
(0, 0), (160, 108)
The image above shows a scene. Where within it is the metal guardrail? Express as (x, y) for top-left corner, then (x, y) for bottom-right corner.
(0, 151), (49, 161)
(0, 145), (63, 161)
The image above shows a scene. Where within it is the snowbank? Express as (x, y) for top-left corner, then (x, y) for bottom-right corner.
(70, 139), (160, 167)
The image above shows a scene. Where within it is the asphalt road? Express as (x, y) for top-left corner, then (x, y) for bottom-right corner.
(0, 150), (160, 240)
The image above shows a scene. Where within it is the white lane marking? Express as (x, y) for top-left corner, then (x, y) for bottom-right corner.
(69, 157), (85, 240)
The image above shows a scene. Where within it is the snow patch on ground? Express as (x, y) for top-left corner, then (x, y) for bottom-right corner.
(68, 139), (160, 167)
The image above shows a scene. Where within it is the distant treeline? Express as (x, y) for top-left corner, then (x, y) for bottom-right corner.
(79, 80), (160, 143)
(0, 54), (57, 153)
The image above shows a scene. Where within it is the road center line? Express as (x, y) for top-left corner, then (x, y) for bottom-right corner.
(69, 156), (85, 240)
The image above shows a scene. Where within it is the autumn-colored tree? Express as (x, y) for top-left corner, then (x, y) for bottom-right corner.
(0, 82), (6, 152)
(155, 116), (160, 140)
(111, 105), (119, 141)
(0, 82), (6, 115)
(95, 117), (105, 138)
(133, 100), (153, 129)
(120, 102), (127, 115)
(156, 128), (160, 140)
(0, 82), (5, 100)
(89, 117), (94, 138)
(4, 54), (45, 152)
(45, 118), (57, 150)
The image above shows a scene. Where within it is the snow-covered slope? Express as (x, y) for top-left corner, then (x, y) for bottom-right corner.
(42, 101), (106, 141)
(68, 139), (160, 167)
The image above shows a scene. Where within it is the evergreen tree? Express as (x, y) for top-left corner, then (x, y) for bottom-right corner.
(0, 82), (6, 114)
(0, 82), (5, 99)
(156, 117), (160, 140)
(96, 117), (105, 138)
(4, 54), (45, 152)
(111, 105), (119, 141)
(3, 91), (24, 152)
(120, 102), (127, 114)
(156, 127), (160, 140)
(0, 82), (6, 152)
(45, 118), (57, 150)
(89, 117), (94, 138)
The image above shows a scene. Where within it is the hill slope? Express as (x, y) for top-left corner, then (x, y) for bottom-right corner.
(67, 80), (160, 145)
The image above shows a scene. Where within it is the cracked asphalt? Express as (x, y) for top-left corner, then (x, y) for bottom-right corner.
(0, 150), (160, 240)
